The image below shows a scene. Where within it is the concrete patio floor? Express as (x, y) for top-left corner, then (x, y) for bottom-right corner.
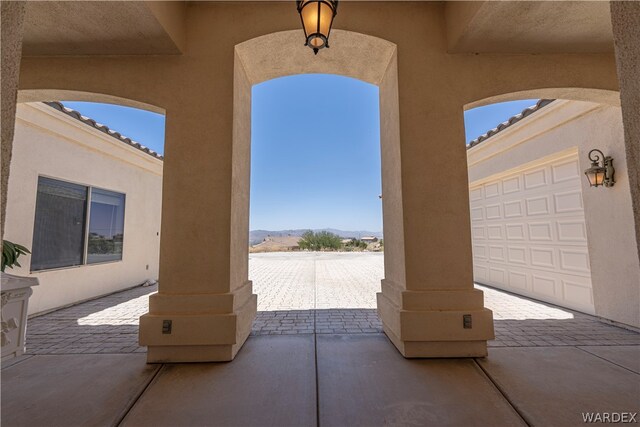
(2, 253), (639, 426)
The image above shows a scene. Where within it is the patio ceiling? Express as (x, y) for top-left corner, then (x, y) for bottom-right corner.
(21, 1), (186, 56)
(21, 1), (614, 57)
(445, 1), (614, 53)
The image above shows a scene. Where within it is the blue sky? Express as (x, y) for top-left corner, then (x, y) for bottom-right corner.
(61, 78), (537, 232)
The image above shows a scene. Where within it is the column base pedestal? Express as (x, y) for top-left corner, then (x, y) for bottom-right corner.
(139, 282), (257, 363)
(146, 343), (247, 363)
(377, 280), (494, 358)
(382, 323), (489, 358)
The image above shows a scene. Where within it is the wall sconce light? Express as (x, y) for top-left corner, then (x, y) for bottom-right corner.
(584, 149), (615, 188)
(297, 0), (338, 55)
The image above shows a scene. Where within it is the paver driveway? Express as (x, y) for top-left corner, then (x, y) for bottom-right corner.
(23, 252), (639, 355)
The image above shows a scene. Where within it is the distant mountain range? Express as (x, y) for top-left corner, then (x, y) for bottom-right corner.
(249, 229), (383, 245)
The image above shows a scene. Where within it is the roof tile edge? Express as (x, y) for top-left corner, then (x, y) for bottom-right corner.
(466, 99), (555, 150)
(43, 101), (164, 161)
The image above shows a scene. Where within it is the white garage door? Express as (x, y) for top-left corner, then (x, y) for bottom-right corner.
(469, 153), (594, 314)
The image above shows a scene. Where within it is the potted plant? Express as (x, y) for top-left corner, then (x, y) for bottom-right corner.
(1, 240), (38, 361)
(2, 240), (30, 272)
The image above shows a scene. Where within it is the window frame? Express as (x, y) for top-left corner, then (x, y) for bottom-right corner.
(30, 175), (127, 272)
(86, 185), (127, 266)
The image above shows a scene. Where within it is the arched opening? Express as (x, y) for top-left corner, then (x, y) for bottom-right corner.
(229, 29), (407, 353)
(248, 72), (383, 331)
(4, 91), (165, 357)
(463, 93), (639, 336)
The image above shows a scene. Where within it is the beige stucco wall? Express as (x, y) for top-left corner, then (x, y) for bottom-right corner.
(611, 1), (640, 269)
(1, 2), (26, 239)
(468, 100), (640, 328)
(4, 103), (163, 316)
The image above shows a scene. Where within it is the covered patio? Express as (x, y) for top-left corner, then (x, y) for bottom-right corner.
(2, 2), (640, 425)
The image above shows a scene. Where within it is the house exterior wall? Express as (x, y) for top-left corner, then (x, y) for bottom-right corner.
(4, 103), (163, 316)
(468, 100), (640, 328)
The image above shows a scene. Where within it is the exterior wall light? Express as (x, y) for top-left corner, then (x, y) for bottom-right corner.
(297, 0), (338, 55)
(584, 149), (615, 188)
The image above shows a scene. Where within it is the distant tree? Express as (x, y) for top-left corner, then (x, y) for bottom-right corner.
(299, 230), (341, 251)
(298, 230), (315, 250)
(344, 239), (367, 251)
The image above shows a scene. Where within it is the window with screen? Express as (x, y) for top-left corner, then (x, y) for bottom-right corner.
(30, 177), (126, 271)
(31, 177), (88, 271)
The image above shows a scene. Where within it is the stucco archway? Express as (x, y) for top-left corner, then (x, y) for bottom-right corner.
(464, 88), (620, 111)
(229, 30), (406, 312)
(17, 89), (165, 115)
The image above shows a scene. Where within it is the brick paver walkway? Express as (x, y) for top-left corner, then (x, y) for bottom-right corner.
(25, 252), (639, 354)
(26, 285), (153, 355)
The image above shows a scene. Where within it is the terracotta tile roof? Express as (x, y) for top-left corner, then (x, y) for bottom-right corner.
(43, 101), (164, 161)
(466, 99), (555, 150)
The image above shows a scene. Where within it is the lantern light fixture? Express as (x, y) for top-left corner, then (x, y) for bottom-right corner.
(296, 0), (338, 55)
(584, 149), (615, 188)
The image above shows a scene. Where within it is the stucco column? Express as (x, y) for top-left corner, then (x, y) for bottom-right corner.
(610, 1), (640, 267)
(376, 23), (494, 357)
(139, 103), (257, 363)
(138, 11), (257, 362)
(1, 1), (26, 239)
(377, 99), (495, 357)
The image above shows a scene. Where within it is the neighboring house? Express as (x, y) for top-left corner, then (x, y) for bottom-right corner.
(4, 102), (163, 316)
(467, 99), (639, 328)
(360, 236), (378, 243)
(250, 236), (301, 253)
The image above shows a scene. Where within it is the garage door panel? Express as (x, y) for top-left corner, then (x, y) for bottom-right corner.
(526, 196), (551, 216)
(489, 267), (506, 283)
(528, 222), (554, 241)
(503, 200), (523, 218)
(554, 190), (583, 213)
(474, 265), (487, 281)
(532, 275), (559, 298)
(559, 249), (590, 273)
(470, 187), (483, 201)
(508, 271), (528, 290)
(502, 176), (521, 194)
(506, 224), (526, 240)
(473, 245), (487, 259)
(507, 246), (527, 265)
(485, 182), (500, 198)
(487, 225), (503, 240)
(530, 247), (555, 268)
(486, 204), (502, 219)
(552, 159), (580, 183)
(563, 279), (593, 306)
(556, 220), (588, 242)
(524, 168), (548, 189)
(470, 153), (594, 314)
(472, 225), (486, 239)
(471, 207), (483, 221)
(488, 245), (506, 261)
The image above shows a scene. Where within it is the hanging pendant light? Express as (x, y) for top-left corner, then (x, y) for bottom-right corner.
(296, 0), (338, 55)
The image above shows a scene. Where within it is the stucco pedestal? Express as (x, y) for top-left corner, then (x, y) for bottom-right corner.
(377, 280), (494, 357)
(139, 281), (257, 362)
